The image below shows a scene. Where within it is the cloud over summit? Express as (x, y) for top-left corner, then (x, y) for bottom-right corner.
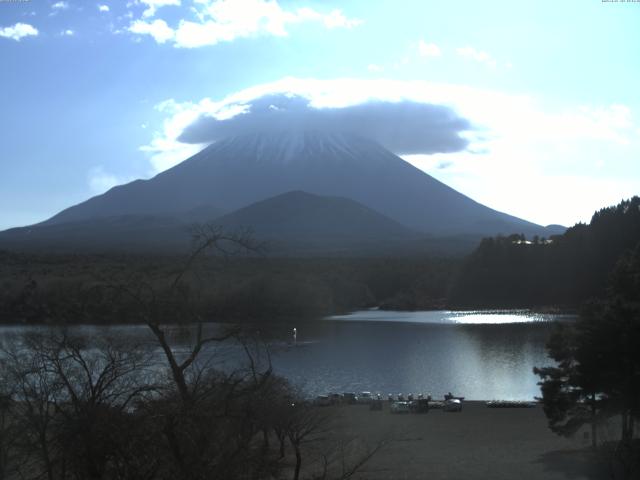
(178, 94), (471, 155)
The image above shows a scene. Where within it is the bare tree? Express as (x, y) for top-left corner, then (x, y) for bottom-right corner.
(90, 224), (281, 479)
(0, 332), (156, 480)
(105, 224), (262, 402)
(313, 436), (389, 480)
(1, 333), (62, 480)
(0, 225), (385, 480)
(284, 401), (332, 480)
(0, 388), (20, 480)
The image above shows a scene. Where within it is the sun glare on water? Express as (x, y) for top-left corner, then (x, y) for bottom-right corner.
(445, 311), (550, 324)
(326, 309), (561, 325)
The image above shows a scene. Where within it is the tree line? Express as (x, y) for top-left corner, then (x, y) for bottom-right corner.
(2, 197), (640, 325)
(530, 201), (640, 479)
(449, 196), (640, 309)
(0, 249), (457, 325)
(533, 243), (640, 479)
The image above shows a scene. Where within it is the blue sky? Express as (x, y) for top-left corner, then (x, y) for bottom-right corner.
(1, 0), (639, 230)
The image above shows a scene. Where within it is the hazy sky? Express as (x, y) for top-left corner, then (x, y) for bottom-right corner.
(1, 0), (639, 230)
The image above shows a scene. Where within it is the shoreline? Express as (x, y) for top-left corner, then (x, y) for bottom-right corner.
(314, 400), (600, 480)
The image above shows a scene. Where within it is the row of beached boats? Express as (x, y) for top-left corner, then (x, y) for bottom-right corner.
(314, 391), (465, 413)
(485, 400), (537, 408)
(314, 392), (537, 411)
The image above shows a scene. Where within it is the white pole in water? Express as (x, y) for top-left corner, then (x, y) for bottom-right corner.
(292, 327), (297, 345)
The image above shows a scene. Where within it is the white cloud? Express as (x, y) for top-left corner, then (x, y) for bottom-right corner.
(52, 1), (70, 10)
(0, 23), (38, 41)
(61, 29), (74, 36)
(402, 93), (638, 226)
(98, 4), (110, 12)
(88, 166), (128, 194)
(418, 40), (441, 57)
(178, 94), (470, 155)
(412, 153), (639, 228)
(327, 10), (362, 28)
(140, 99), (211, 172)
(129, 19), (174, 43)
(367, 64), (383, 73)
(140, 0), (181, 18)
(456, 46), (497, 67)
(141, 78), (639, 226)
(129, 0), (362, 48)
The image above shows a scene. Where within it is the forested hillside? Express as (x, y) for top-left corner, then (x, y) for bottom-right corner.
(449, 197), (640, 308)
(2, 197), (638, 324)
(0, 253), (457, 324)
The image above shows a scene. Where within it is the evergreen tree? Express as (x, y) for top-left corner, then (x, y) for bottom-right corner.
(534, 242), (640, 449)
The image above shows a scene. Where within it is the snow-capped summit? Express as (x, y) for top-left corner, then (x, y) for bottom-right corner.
(190, 130), (392, 166)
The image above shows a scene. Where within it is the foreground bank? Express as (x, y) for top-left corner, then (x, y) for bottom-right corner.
(299, 401), (603, 480)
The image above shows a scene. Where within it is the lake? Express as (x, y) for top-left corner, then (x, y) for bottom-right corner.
(0, 310), (572, 401)
(266, 310), (571, 400)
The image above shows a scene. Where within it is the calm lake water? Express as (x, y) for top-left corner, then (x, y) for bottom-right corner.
(266, 310), (571, 400)
(0, 310), (573, 401)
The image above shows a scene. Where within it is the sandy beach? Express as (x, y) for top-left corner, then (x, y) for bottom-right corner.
(309, 401), (603, 480)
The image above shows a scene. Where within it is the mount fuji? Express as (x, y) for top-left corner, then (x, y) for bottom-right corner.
(0, 130), (563, 254)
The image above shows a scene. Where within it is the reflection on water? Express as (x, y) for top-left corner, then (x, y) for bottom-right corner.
(267, 318), (563, 401)
(0, 311), (573, 400)
(327, 309), (573, 324)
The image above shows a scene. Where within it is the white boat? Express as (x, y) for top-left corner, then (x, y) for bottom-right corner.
(390, 401), (410, 413)
(443, 399), (462, 412)
(358, 391), (373, 404)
